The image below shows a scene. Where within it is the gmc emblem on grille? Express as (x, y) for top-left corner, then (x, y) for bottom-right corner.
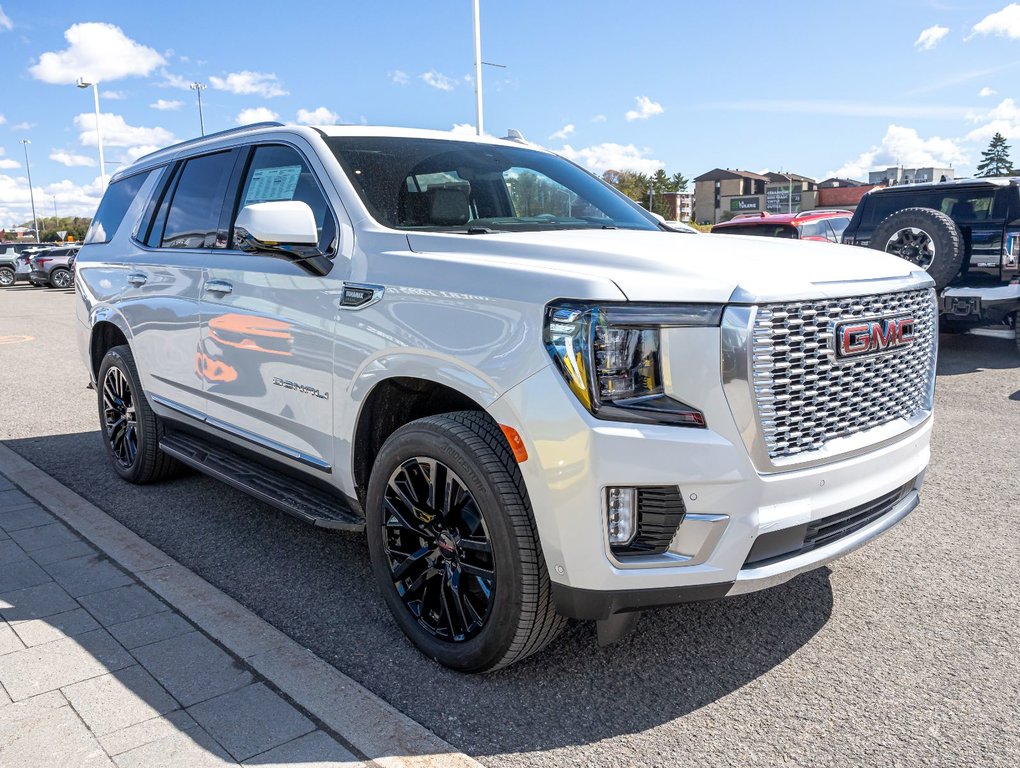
(834, 315), (916, 360)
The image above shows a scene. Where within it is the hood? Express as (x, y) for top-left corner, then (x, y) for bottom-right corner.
(406, 229), (930, 303)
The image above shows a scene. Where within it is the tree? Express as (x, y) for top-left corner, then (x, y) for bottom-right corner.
(976, 132), (1014, 177)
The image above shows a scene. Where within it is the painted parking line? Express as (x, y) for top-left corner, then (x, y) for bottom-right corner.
(0, 335), (34, 345)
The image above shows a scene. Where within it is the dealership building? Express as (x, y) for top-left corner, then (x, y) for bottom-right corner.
(693, 169), (820, 224)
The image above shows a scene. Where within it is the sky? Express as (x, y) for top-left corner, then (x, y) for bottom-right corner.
(3, 0), (1020, 226)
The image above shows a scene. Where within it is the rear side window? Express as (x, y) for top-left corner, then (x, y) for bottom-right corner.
(162, 151), (236, 249)
(232, 145), (337, 254)
(84, 171), (152, 244)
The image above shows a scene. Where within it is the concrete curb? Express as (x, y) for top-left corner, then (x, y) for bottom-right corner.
(0, 441), (484, 768)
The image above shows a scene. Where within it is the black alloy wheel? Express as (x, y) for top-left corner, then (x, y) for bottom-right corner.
(884, 227), (936, 269)
(869, 207), (964, 290)
(382, 456), (496, 642)
(96, 345), (180, 483)
(102, 366), (138, 470)
(49, 268), (73, 289)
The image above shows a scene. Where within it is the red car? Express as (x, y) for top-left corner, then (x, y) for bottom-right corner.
(711, 209), (852, 243)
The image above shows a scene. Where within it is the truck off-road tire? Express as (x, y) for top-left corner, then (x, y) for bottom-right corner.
(870, 207), (964, 290)
(366, 411), (566, 672)
(97, 345), (180, 484)
(48, 268), (73, 289)
(0, 266), (14, 287)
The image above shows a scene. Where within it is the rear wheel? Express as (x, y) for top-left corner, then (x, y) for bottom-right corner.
(870, 207), (964, 290)
(0, 266), (14, 287)
(366, 411), (565, 672)
(97, 345), (180, 484)
(49, 268), (72, 289)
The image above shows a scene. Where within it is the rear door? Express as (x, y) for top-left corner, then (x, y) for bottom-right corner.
(198, 141), (341, 473)
(123, 149), (239, 418)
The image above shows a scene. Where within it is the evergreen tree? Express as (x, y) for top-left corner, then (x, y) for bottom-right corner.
(976, 132), (1014, 177)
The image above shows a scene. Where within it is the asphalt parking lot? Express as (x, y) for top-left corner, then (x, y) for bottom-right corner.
(1, 285), (1018, 768)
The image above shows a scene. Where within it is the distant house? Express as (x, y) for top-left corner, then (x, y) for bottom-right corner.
(693, 169), (769, 224)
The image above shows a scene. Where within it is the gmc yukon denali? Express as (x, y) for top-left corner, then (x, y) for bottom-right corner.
(76, 123), (936, 671)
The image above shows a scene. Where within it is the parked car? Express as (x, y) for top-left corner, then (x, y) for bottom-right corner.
(76, 123), (936, 671)
(842, 178), (1020, 351)
(29, 246), (79, 288)
(711, 209), (853, 242)
(0, 243), (41, 287)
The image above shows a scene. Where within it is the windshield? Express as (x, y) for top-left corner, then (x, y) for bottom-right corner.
(325, 136), (659, 233)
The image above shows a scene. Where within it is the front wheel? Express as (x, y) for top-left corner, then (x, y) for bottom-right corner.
(366, 412), (566, 672)
(49, 268), (72, 289)
(96, 345), (180, 484)
(0, 266), (14, 287)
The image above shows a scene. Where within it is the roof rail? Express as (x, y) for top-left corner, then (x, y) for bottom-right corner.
(132, 122), (285, 165)
(795, 208), (852, 218)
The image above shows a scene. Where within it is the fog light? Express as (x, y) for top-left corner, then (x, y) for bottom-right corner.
(606, 487), (637, 546)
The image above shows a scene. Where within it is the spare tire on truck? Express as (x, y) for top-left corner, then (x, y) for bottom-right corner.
(869, 207), (964, 290)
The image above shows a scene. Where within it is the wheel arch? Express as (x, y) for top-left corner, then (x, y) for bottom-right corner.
(89, 313), (132, 380)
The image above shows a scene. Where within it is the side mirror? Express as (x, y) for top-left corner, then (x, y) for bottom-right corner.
(234, 201), (332, 276)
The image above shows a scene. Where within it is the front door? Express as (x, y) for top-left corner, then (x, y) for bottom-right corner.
(199, 143), (341, 473)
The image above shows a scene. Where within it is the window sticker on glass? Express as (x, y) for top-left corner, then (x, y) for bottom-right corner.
(244, 165), (302, 203)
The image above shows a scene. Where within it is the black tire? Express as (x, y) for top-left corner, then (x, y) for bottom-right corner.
(366, 411), (566, 672)
(48, 268), (72, 289)
(870, 207), (964, 290)
(97, 345), (180, 484)
(0, 266), (14, 288)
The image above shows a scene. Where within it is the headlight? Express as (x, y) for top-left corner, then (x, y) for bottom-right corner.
(544, 301), (721, 426)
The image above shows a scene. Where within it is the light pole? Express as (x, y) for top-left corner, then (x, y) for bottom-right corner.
(472, 0), (484, 136)
(19, 140), (39, 243)
(76, 77), (106, 190)
(190, 82), (207, 136)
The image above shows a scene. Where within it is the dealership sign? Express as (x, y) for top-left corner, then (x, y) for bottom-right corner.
(729, 196), (760, 212)
(766, 184), (802, 213)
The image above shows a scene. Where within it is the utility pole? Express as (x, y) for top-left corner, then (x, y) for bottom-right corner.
(190, 82), (207, 136)
(20, 140), (39, 243)
(76, 78), (107, 190)
(472, 0), (483, 135)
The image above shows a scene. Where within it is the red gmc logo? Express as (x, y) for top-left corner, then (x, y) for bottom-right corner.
(834, 316), (916, 359)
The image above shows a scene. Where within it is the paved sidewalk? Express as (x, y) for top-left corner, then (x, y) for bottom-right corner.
(0, 446), (480, 768)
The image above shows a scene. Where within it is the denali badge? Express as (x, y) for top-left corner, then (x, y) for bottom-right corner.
(272, 377), (329, 399)
(834, 315), (916, 360)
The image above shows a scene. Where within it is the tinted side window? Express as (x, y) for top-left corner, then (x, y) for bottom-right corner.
(162, 151), (236, 249)
(232, 145), (337, 254)
(84, 171), (153, 244)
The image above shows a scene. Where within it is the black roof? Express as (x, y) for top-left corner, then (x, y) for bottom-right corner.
(869, 177), (1018, 194)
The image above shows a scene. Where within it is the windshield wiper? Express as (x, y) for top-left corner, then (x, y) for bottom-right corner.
(463, 226), (502, 235)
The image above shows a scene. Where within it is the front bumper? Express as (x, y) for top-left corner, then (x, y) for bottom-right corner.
(487, 362), (932, 617)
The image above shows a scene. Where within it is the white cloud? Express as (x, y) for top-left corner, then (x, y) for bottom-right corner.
(0, 173), (104, 226)
(979, 86), (998, 97)
(450, 123), (477, 136)
(390, 70), (410, 85)
(29, 23), (164, 84)
(971, 3), (1020, 39)
(73, 112), (176, 149)
(915, 25), (949, 50)
(557, 142), (663, 174)
(0, 6), (12, 32)
(625, 96), (664, 121)
(160, 69), (192, 90)
(121, 145), (161, 163)
(236, 107), (279, 125)
(150, 99), (182, 111)
(0, 149), (18, 170)
(296, 106), (339, 125)
(829, 125), (967, 178)
(591, 114), (607, 123)
(0, 114), (5, 125)
(965, 97), (1020, 142)
(11, 121), (34, 131)
(49, 150), (96, 167)
(548, 124), (575, 141)
(210, 71), (287, 98)
(421, 71), (457, 91)
(101, 89), (126, 100)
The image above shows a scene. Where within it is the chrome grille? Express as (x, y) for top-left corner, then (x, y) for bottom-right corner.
(751, 288), (936, 459)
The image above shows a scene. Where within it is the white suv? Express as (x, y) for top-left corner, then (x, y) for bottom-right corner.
(76, 123), (937, 672)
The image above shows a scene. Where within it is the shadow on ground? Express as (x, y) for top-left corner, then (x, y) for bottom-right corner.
(937, 332), (1018, 376)
(3, 429), (832, 760)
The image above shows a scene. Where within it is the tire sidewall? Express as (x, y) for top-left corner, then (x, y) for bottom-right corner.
(49, 269), (71, 289)
(871, 207), (963, 289)
(366, 420), (525, 672)
(97, 346), (149, 483)
(0, 267), (14, 287)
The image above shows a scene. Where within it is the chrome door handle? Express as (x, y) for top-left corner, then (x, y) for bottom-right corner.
(126, 272), (148, 286)
(204, 280), (233, 295)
